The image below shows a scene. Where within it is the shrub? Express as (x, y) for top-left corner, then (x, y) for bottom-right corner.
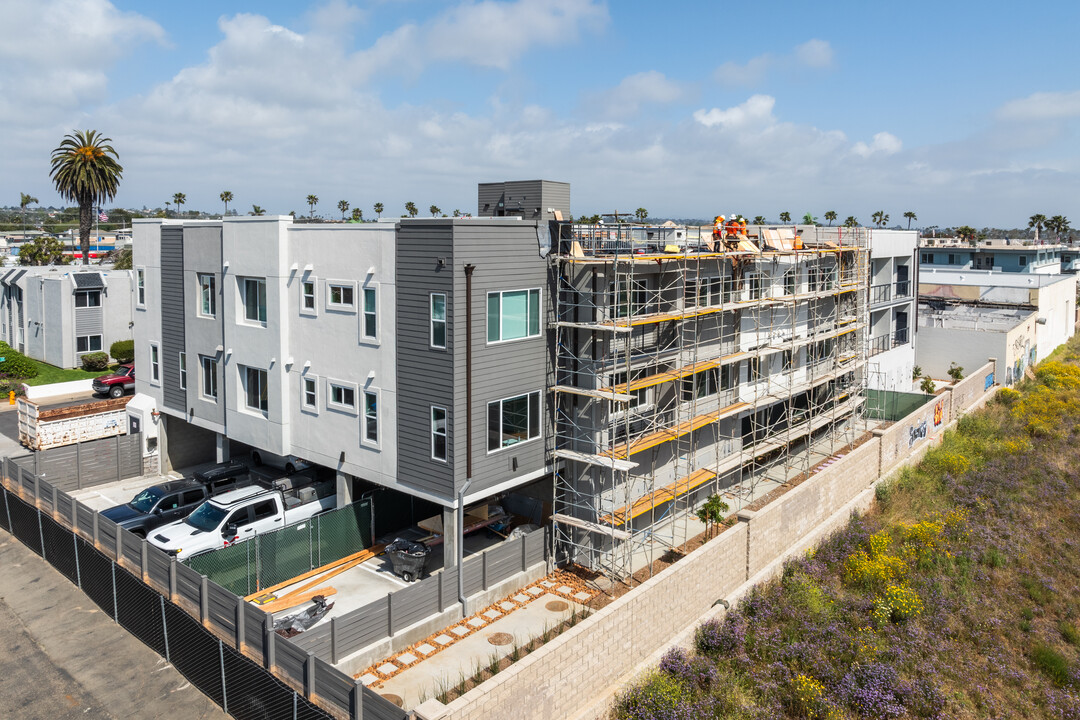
(695, 614), (745, 657)
(80, 351), (110, 371)
(920, 376), (936, 394)
(912, 365), (922, 381)
(0, 373), (26, 398)
(0, 348), (38, 379)
(1032, 643), (1072, 687)
(873, 584), (923, 624)
(613, 671), (692, 720)
(997, 387), (1021, 406)
(948, 362), (964, 381)
(110, 339), (134, 363)
(790, 674), (832, 719)
(1060, 621), (1080, 646)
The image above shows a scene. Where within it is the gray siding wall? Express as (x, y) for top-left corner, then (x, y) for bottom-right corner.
(453, 221), (551, 496)
(74, 306), (104, 336)
(23, 277), (45, 362)
(396, 223), (455, 501)
(477, 180), (570, 222)
(160, 227), (187, 413)
(182, 225), (226, 431)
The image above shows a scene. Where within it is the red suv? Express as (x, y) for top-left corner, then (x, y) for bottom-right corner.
(93, 363), (136, 398)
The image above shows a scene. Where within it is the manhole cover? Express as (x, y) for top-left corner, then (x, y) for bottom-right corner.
(381, 694), (404, 708)
(488, 632), (514, 646)
(545, 600), (569, 612)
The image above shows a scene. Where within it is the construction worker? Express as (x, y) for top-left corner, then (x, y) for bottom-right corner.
(713, 215), (725, 241)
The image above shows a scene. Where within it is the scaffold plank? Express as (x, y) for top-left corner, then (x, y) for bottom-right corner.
(552, 513), (632, 541)
(554, 449), (637, 472)
(551, 385), (634, 402)
(600, 468), (717, 526)
(602, 401), (750, 459)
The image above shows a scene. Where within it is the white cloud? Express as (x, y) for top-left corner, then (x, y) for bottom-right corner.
(589, 71), (685, 116)
(714, 39), (833, 87)
(693, 95), (776, 129)
(996, 90), (1080, 122)
(852, 131), (902, 157)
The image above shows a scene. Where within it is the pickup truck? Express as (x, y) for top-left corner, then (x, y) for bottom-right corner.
(101, 461), (254, 537)
(93, 364), (136, 398)
(149, 478), (336, 559)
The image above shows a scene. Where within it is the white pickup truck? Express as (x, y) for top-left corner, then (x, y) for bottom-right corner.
(148, 478), (336, 560)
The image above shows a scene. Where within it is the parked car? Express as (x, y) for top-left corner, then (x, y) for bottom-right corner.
(249, 449), (310, 475)
(149, 479), (336, 559)
(101, 480), (209, 537)
(93, 364), (135, 398)
(191, 459), (252, 493)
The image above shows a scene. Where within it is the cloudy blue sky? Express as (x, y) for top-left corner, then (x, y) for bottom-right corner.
(2, 0), (1078, 226)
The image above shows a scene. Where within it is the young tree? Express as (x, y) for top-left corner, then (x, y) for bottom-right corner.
(173, 192), (186, 217)
(920, 376), (936, 395)
(823, 210), (837, 226)
(903, 210), (917, 229)
(374, 202), (384, 219)
(19, 236), (69, 266)
(306, 194), (319, 219)
(49, 130), (123, 265)
(220, 190), (233, 216)
(635, 207), (648, 222)
(351, 207), (362, 222)
(405, 201), (418, 218)
(779, 211), (791, 224)
(947, 363), (964, 381)
(338, 199), (349, 220)
(695, 494), (730, 540)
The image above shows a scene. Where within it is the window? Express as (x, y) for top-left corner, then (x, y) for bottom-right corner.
(363, 287), (377, 339)
(363, 391), (378, 443)
(608, 280), (648, 319)
(488, 288), (541, 341)
(76, 335), (102, 353)
(301, 280), (316, 312)
(150, 343), (160, 383)
(179, 352), (187, 390)
(782, 349), (793, 371)
(784, 270), (796, 297)
(241, 277), (267, 325)
(243, 366), (268, 413)
(723, 274), (737, 303)
(487, 391), (541, 451)
(612, 370), (647, 409)
(681, 368), (719, 402)
(328, 283), (355, 308)
(302, 377), (317, 409)
(948, 254), (956, 265)
(201, 356), (219, 400)
(251, 500), (277, 522)
(329, 382), (356, 410)
(1019, 256), (1028, 267)
(136, 269), (145, 306)
(748, 356), (762, 382)
(430, 293), (447, 348)
(431, 406), (448, 461)
(748, 273), (763, 300)
(198, 274), (216, 317)
(75, 290), (101, 308)
(921, 253), (931, 264)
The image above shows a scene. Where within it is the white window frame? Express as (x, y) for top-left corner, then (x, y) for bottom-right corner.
(327, 280), (356, 311)
(239, 277), (267, 326)
(241, 365), (268, 415)
(179, 352), (187, 390)
(431, 406), (448, 462)
(362, 285), (378, 340)
(136, 268), (146, 307)
(198, 273), (216, 318)
(149, 343), (160, 385)
(363, 390), (379, 445)
(430, 293), (447, 349)
(487, 391), (542, 453)
(201, 356), (218, 401)
(74, 290), (101, 308)
(301, 374), (318, 412)
(327, 379), (358, 414)
(747, 272), (763, 300)
(300, 277), (317, 316)
(75, 334), (103, 354)
(487, 288), (542, 343)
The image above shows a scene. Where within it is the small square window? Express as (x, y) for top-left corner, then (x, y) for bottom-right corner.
(330, 383), (356, 409)
(303, 377), (317, 409)
(302, 280), (316, 312)
(329, 283), (355, 308)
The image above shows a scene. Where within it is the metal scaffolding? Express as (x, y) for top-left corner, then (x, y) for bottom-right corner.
(551, 223), (870, 583)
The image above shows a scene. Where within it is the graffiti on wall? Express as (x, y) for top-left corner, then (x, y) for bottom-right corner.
(984, 372), (994, 391)
(908, 419), (928, 447)
(933, 401), (944, 427)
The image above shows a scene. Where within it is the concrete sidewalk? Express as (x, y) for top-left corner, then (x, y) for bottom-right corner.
(0, 528), (227, 720)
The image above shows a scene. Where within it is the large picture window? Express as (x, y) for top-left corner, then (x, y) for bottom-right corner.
(487, 289), (540, 342)
(76, 334), (102, 353)
(241, 277), (267, 325)
(609, 279), (650, 318)
(487, 391), (541, 451)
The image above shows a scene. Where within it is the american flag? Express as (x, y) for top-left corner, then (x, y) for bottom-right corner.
(98, 210), (108, 222)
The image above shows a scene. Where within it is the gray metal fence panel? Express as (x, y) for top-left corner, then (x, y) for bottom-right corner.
(462, 554), (484, 597)
(390, 577), (440, 633)
(485, 539), (521, 585)
(314, 657), (353, 710)
(291, 622), (333, 658)
(146, 545), (172, 590)
(19, 466), (35, 495)
(37, 477), (55, 514)
(56, 489), (73, 524)
(97, 516), (119, 559)
(0, 487), (9, 532)
(274, 636), (309, 688)
(176, 562), (204, 607)
(526, 527), (546, 565)
(334, 596), (390, 657)
(363, 686), (409, 720)
(243, 602), (266, 657)
(206, 580), (238, 635)
(120, 528), (142, 568)
(76, 502), (96, 539)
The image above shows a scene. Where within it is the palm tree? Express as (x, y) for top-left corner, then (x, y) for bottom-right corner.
(453, 209), (461, 217)
(1047, 215), (1071, 241)
(903, 211), (917, 230)
(351, 208), (362, 222)
(173, 193), (186, 217)
(802, 212), (817, 226)
(250, 205), (265, 216)
(338, 200), (349, 220)
(374, 202), (384, 219)
(956, 225), (977, 242)
(823, 210), (837, 226)
(305, 195), (319, 219)
(49, 130), (123, 265)
(1028, 213), (1047, 241)
(635, 207), (648, 222)
(871, 211), (889, 228)
(752, 215), (767, 225)
(19, 193), (38, 235)
(429, 205), (441, 217)
(844, 216), (858, 228)
(405, 201), (418, 218)
(779, 211), (791, 224)
(220, 191), (233, 216)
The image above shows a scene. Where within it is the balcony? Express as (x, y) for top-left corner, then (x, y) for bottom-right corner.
(893, 327), (909, 347)
(894, 280), (910, 298)
(870, 283), (891, 305)
(870, 335), (889, 357)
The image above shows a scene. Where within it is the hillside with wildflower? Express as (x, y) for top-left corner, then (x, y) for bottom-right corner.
(614, 341), (1080, 719)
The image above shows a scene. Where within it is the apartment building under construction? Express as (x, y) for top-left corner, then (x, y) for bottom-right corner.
(550, 223), (870, 580)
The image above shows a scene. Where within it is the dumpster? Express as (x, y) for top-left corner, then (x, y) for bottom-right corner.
(386, 538), (431, 582)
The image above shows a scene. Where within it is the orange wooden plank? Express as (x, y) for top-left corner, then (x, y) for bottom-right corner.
(601, 468), (717, 526)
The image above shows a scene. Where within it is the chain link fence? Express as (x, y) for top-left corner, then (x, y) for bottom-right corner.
(188, 499), (373, 596)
